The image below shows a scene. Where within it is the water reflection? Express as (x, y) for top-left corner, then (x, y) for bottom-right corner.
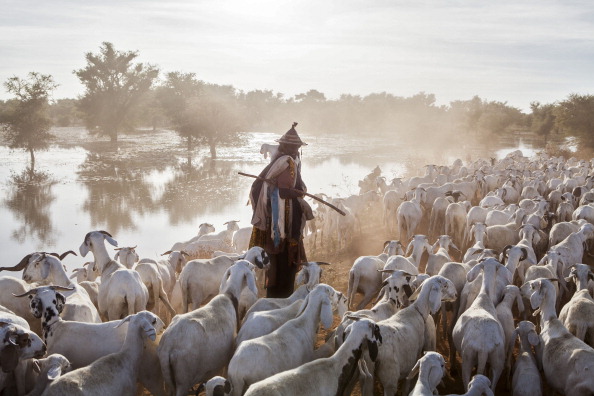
(159, 158), (248, 225)
(4, 168), (57, 245)
(77, 153), (157, 233)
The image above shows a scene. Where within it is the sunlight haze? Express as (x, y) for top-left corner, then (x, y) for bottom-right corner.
(2, 0), (594, 111)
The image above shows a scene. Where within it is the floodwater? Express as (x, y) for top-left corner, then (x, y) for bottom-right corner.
(0, 127), (538, 273)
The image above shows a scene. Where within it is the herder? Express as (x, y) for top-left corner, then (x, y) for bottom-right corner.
(248, 122), (313, 298)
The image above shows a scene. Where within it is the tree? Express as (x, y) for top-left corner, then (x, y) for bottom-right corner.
(186, 83), (242, 158)
(74, 42), (159, 142)
(158, 73), (242, 158)
(555, 94), (594, 149)
(1, 72), (58, 175)
(530, 101), (556, 144)
(157, 72), (204, 151)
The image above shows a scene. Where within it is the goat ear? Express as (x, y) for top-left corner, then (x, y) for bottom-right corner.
(366, 339), (379, 362)
(403, 284), (414, 298)
(47, 366), (62, 380)
(529, 282), (544, 310)
(115, 315), (133, 329)
(320, 296), (334, 330)
(104, 235), (118, 247)
(528, 329), (540, 346)
(406, 359), (421, 380)
(429, 285), (442, 315)
(0, 343), (19, 373)
(56, 293), (66, 314)
(219, 268), (232, 293)
(296, 293), (311, 317)
(467, 263), (483, 283)
(245, 271), (258, 297)
(41, 260), (51, 280)
(295, 267), (308, 287)
(79, 240), (90, 258)
(515, 292), (525, 316)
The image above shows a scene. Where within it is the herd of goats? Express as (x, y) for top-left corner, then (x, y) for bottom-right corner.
(1, 148), (594, 396)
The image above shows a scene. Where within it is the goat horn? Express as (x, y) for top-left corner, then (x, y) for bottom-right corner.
(314, 262), (331, 266)
(180, 251), (190, 257)
(59, 251), (77, 260)
(13, 289), (39, 298)
(346, 315), (362, 321)
(98, 230), (113, 237)
(161, 250), (173, 256)
(50, 286), (75, 292)
(0, 254), (34, 272)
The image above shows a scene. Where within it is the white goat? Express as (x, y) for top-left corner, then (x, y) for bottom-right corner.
(232, 226), (252, 253)
(0, 321), (46, 394)
(368, 275), (456, 395)
(178, 246), (268, 312)
(259, 143), (279, 161)
(336, 270), (415, 350)
(445, 200), (470, 251)
(406, 351), (446, 396)
(525, 278), (594, 395)
(444, 374), (493, 396)
(426, 235), (459, 276)
(549, 223), (594, 276)
(158, 260), (257, 396)
(3, 252), (101, 324)
(509, 321), (542, 396)
(197, 376), (233, 396)
(79, 231), (149, 320)
(113, 247), (176, 319)
(495, 285), (524, 386)
(452, 258), (510, 391)
(559, 264), (594, 346)
(243, 317), (382, 396)
(347, 255), (387, 310)
(244, 261), (326, 316)
(170, 222), (216, 251)
(397, 187), (426, 242)
(25, 354), (71, 396)
(41, 311), (161, 396)
(235, 299), (303, 349)
(15, 286), (166, 396)
(228, 284), (345, 395)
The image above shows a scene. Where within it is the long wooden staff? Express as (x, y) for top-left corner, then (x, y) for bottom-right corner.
(238, 172), (346, 216)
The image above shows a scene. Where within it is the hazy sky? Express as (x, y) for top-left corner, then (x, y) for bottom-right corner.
(2, 0), (593, 111)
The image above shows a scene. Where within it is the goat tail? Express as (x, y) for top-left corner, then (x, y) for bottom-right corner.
(180, 274), (189, 314)
(158, 279), (177, 316)
(160, 353), (176, 396)
(477, 350), (488, 375)
(127, 293), (137, 316)
(347, 270), (358, 310)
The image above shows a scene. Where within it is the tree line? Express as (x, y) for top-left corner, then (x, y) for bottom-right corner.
(1, 41), (593, 174)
